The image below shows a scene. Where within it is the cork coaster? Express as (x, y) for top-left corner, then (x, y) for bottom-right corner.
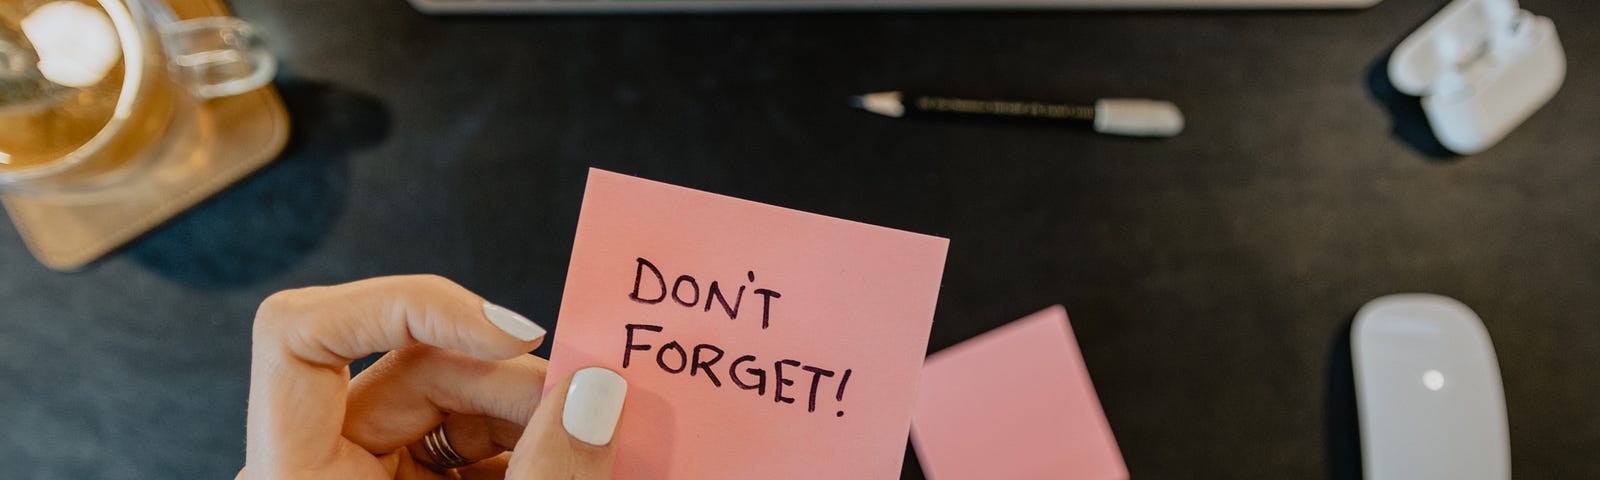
(2, 0), (289, 271)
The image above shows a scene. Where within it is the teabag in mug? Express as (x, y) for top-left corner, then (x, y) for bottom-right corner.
(0, 0), (274, 197)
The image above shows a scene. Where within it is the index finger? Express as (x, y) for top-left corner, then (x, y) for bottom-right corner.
(244, 275), (546, 476)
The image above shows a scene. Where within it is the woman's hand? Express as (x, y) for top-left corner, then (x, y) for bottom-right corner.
(238, 275), (627, 479)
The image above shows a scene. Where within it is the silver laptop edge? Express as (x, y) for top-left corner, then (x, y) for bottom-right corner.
(410, 0), (1382, 14)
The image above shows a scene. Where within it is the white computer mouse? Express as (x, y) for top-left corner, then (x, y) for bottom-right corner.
(1352, 294), (1510, 480)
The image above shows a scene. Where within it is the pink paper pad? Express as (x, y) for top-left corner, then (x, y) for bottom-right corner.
(912, 305), (1127, 480)
(545, 169), (950, 479)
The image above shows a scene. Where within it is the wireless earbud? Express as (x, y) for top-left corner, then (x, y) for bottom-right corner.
(1480, 0), (1518, 32)
(1486, 6), (1535, 63)
(1429, 34), (1472, 102)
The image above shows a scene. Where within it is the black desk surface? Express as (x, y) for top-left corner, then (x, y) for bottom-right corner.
(3, 0), (1598, 477)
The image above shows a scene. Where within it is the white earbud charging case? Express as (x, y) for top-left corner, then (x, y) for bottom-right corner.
(1388, 0), (1565, 155)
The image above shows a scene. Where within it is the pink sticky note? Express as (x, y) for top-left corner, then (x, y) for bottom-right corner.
(545, 169), (950, 479)
(911, 305), (1127, 480)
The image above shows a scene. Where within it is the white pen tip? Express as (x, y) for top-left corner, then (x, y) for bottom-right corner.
(850, 91), (906, 118)
(1093, 98), (1185, 137)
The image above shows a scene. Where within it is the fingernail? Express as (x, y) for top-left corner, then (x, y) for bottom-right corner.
(482, 302), (545, 341)
(563, 367), (627, 446)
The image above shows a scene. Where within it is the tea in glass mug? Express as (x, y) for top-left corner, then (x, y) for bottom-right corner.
(0, 0), (273, 197)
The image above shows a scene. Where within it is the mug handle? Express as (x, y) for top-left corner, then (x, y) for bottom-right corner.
(158, 17), (276, 100)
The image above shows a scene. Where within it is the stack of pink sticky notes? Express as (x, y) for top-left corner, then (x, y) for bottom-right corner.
(912, 305), (1127, 480)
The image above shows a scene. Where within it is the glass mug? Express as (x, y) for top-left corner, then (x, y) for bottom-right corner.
(0, 0), (274, 198)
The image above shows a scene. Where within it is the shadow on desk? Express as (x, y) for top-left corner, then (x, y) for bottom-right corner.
(126, 77), (390, 289)
(1364, 4), (1458, 162)
(1325, 316), (1362, 480)
(1365, 52), (1455, 161)
(900, 440), (925, 479)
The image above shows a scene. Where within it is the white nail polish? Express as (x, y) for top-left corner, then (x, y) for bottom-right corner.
(563, 367), (627, 446)
(482, 302), (546, 341)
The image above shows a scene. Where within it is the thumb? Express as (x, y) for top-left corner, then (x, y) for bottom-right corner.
(506, 367), (628, 480)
